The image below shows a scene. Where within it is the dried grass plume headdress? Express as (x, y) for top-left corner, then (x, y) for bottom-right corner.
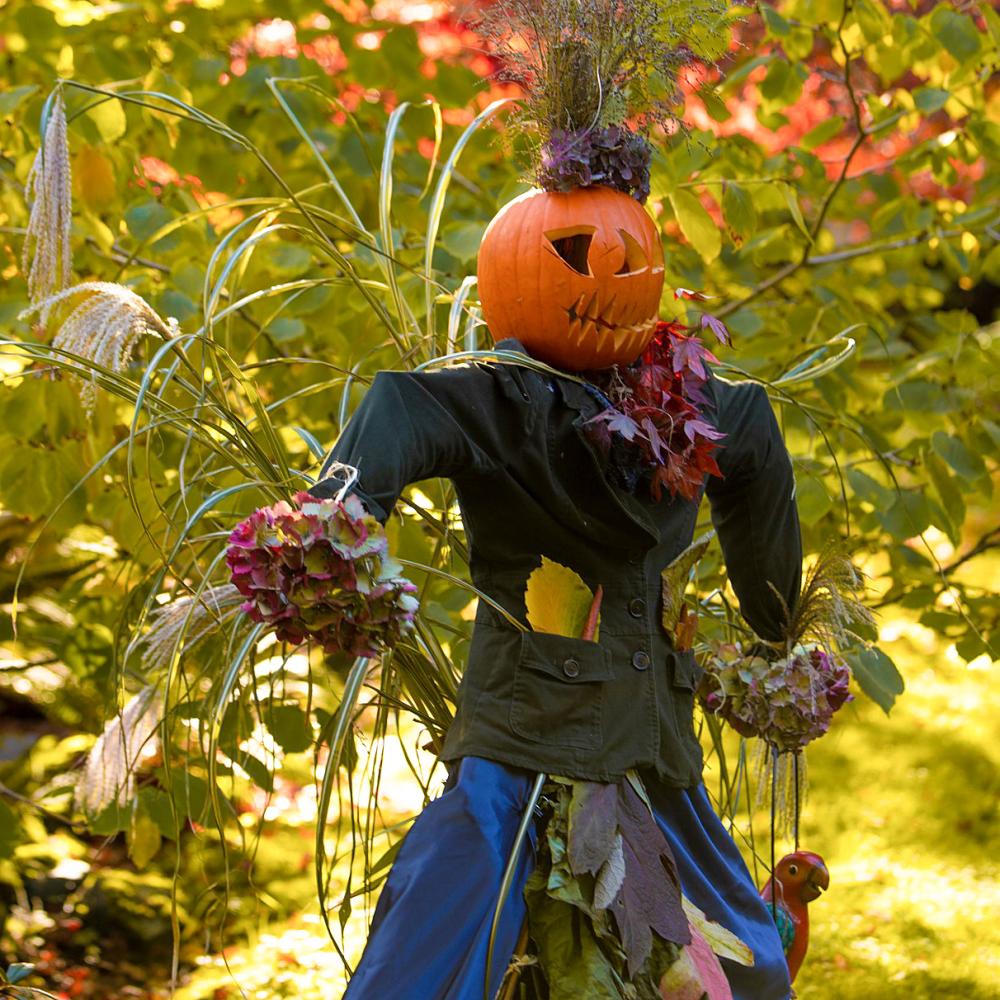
(471, 0), (733, 202)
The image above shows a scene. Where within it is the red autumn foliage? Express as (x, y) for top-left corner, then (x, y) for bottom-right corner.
(586, 317), (729, 504)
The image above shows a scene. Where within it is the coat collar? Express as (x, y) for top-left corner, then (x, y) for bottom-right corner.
(492, 338), (608, 419)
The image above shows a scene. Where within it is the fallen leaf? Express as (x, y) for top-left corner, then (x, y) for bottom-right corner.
(525, 868), (621, 1000)
(594, 833), (626, 911)
(660, 922), (735, 999)
(567, 780), (618, 877)
(661, 533), (714, 633)
(682, 897), (755, 967)
(613, 780), (690, 975)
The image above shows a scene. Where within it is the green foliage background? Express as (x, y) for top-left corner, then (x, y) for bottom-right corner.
(0, 0), (997, 997)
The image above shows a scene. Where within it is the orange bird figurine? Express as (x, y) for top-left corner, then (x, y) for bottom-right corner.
(759, 851), (829, 983)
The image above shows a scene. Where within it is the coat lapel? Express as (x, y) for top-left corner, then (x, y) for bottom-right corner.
(556, 378), (660, 545)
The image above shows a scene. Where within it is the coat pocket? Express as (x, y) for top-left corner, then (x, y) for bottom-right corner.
(509, 631), (614, 751)
(669, 649), (705, 691)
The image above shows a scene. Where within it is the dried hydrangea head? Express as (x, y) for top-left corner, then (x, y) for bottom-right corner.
(18, 282), (177, 413)
(225, 492), (419, 658)
(22, 91), (73, 321)
(538, 126), (653, 202)
(698, 642), (853, 752)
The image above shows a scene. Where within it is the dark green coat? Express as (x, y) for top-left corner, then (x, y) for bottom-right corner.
(309, 339), (801, 786)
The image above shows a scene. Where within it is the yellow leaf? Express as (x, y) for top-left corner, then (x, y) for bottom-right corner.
(524, 556), (598, 640)
(128, 807), (162, 869)
(682, 895), (755, 967)
(661, 532), (713, 633)
(84, 212), (116, 253)
(74, 145), (116, 210)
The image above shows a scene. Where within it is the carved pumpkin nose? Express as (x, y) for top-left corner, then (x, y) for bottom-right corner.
(478, 185), (665, 371)
(588, 229), (632, 280)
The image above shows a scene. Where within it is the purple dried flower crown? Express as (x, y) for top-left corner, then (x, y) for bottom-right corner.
(538, 126), (652, 203)
(226, 492), (418, 658)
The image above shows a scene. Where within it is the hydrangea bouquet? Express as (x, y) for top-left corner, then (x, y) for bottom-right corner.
(696, 550), (873, 837)
(225, 491), (418, 658)
(697, 549), (873, 764)
(698, 642), (853, 753)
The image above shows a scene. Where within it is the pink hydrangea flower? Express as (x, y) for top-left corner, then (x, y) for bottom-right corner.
(225, 492), (418, 657)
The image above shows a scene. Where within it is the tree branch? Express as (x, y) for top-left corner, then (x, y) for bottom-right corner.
(717, 1), (871, 320)
(808, 220), (1000, 265)
(0, 779), (80, 829)
(941, 526), (1000, 576)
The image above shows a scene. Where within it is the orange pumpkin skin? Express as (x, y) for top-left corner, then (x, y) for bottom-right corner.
(477, 185), (665, 371)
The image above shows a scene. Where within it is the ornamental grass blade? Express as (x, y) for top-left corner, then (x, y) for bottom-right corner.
(423, 98), (510, 351)
(379, 100), (420, 344)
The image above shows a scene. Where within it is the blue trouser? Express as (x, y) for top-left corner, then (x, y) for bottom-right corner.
(343, 757), (792, 999)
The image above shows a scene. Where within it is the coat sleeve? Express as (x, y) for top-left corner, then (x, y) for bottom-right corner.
(703, 377), (802, 643)
(306, 368), (496, 523)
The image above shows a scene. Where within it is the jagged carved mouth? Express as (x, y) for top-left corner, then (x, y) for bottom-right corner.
(564, 292), (655, 336)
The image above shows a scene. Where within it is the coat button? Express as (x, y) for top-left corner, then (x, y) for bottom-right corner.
(562, 658), (580, 678)
(628, 598), (646, 618)
(632, 650), (651, 671)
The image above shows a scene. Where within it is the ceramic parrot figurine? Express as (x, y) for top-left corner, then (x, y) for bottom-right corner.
(760, 851), (829, 983)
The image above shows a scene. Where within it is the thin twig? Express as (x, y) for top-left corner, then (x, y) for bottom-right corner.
(0, 780), (81, 829)
(941, 526), (1000, 576)
(497, 919), (532, 1000)
(807, 223), (999, 265)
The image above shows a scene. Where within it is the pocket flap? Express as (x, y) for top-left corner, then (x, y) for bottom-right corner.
(670, 649), (704, 691)
(519, 631), (614, 684)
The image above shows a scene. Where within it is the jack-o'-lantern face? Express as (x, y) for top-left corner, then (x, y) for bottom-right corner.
(477, 185), (664, 371)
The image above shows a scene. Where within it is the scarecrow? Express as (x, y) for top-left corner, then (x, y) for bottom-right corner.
(224, 3), (872, 997)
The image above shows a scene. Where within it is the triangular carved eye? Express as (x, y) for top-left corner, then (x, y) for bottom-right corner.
(615, 229), (649, 276)
(545, 227), (595, 276)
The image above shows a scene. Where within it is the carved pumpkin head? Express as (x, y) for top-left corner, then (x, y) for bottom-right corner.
(477, 185), (664, 371)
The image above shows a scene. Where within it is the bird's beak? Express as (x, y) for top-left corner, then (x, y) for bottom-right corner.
(802, 862), (830, 903)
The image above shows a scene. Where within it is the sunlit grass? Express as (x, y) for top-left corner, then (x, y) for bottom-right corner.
(793, 621), (1000, 999)
(174, 727), (442, 999)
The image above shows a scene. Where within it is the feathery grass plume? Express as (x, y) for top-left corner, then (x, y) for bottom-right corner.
(76, 685), (161, 814)
(773, 545), (876, 652)
(19, 282), (177, 412)
(22, 91), (73, 322)
(469, 0), (731, 198)
(140, 584), (245, 674)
